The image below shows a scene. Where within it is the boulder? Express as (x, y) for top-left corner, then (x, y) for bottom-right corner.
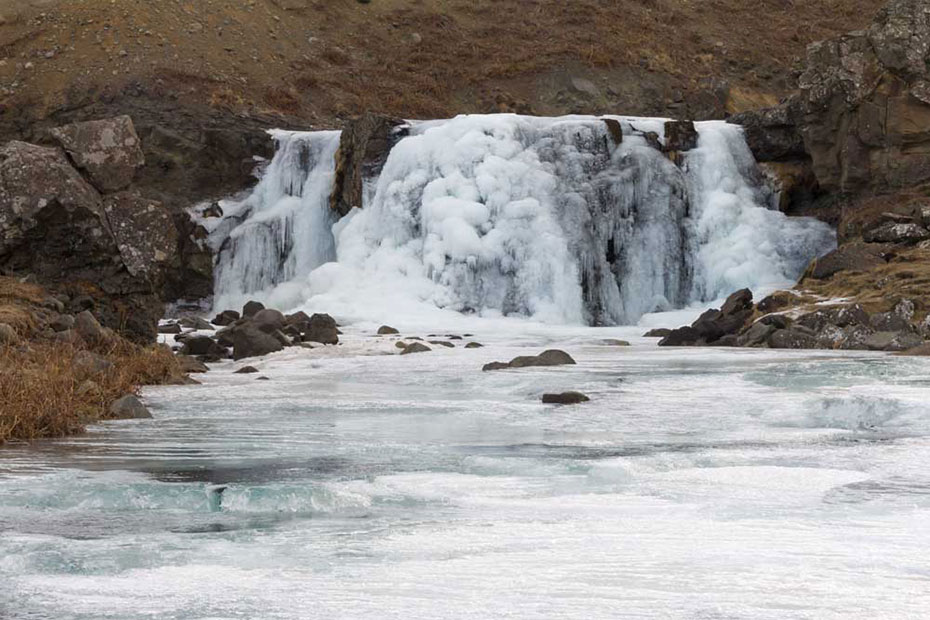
(285, 311), (311, 326)
(806, 242), (890, 279)
(74, 311), (112, 347)
(330, 113), (409, 217)
(738, 321), (777, 347)
(102, 191), (178, 278)
(242, 300), (265, 318)
(864, 330), (924, 351)
(232, 325), (284, 360)
(485, 349), (576, 370)
(181, 335), (226, 357)
(49, 116), (145, 193)
(428, 340), (455, 348)
(212, 310), (240, 326)
(109, 394), (152, 420)
(234, 365), (260, 374)
(464, 342), (484, 348)
(542, 391), (590, 405)
(863, 222), (930, 244)
(400, 342), (431, 355)
(602, 339), (631, 346)
(303, 313), (339, 345)
(0, 322), (20, 346)
(658, 326), (702, 346)
(49, 314), (75, 332)
(768, 328), (820, 349)
(482, 361), (511, 371)
(377, 325), (400, 335)
(252, 308), (286, 333)
(158, 322), (182, 335)
(728, 99), (808, 162)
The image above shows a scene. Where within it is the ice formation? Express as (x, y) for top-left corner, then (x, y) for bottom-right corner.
(212, 115), (835, 324)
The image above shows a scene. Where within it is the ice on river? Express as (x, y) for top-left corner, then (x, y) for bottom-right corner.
(2, 321), (930, 619)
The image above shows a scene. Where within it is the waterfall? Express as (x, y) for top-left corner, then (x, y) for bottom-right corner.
(211, 115), (835, 325)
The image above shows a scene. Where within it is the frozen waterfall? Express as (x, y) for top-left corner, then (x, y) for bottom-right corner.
(211, 114), (835, 325)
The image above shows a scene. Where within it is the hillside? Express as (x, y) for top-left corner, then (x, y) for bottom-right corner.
(1, 0), (885, 137)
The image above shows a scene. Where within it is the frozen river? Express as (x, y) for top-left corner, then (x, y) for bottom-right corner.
(2, 325), (929, 619)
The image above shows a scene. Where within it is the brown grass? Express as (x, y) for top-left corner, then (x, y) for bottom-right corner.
(0, 340), (183, 443)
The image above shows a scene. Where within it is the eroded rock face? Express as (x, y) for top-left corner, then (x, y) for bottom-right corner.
(50, 115), (145, 193)
(798, 0), (930, 192)
(330, 113), (408, 217)
(103, 191), (177, 279)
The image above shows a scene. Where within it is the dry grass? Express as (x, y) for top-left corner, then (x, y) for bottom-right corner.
(0, 340), (183, 443)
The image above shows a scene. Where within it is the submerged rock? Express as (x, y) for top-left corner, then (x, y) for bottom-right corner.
(400, 342), (431, 355)
(464, 342), (484, 348)
(642, 328), (672, 338)
(235, 365), (259, 374)
(542, 391), (590, 405)
(377, 325), (399, 335)
(483, 349), (576, 371)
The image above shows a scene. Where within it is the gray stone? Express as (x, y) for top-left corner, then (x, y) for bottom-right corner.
(49, 115), (145, 193)
(768, 328), (820, 349)
(74, 311), (111, 347)
(542, 391), (590, 405)
(252, 308), (286, 333)
(176, 354), (209, 374)
(109, 394), (152, 420)
(738, 321), (777, 347)
(807, 242), (890, 279)
(864, 222), (930, 244)
(242, 301), (265, 318)
(377, 325), (400, 335)
(232, 326), (284, 360)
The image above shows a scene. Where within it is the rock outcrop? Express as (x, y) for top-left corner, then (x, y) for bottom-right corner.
(49, 115), (145, 193)
(797, 0), (930, 193)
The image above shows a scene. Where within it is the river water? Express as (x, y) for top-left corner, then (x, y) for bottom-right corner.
(2, 325), (929, 619)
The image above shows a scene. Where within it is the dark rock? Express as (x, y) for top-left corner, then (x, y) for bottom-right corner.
(49, 116), (145, 193)
(285, 311), (311, 326)
(728, 99), (807, 162)
(720, 288), (754, 315)
(74, 311), (112, 347)
(232, 325), (284, 360)
(330, 113), (408, 217)
(658, 326), (702, 346)
(256, 376), (271, 381)
(542, 391), (590, 405)
(864, 330), (923, 351)
(464, 342), (484, 348)
(428, 340), (455, 348)
(756, 292), (792, 314)
(102, 191), (178, 279)
(252, 308), (286, 333)
(806, 242), (891, 279)
(242, 300), (265, 318)
(212, 310), (240, 326)
(894, 343), (930, 356)
(870, 310), (912, 332)
(109, 394), (151, 420)
(158, 322), (182, 334)
(400, 342), (431, 355)
(486, 349), (576, 370)
(176, 354), (209, 373)
(445, 335), (463, 340)
(303, 313), (339, 345)
(768, 328), (820, 349)
(234, 365), (259, 374)
(643, 328), (672, 338)
(181, 335), (226, 357)
(196, 354), (225, 363)
(602, 339), (631, 346)
(482, 361), (511, 371)
(758, 314), (790, 329)
(708, 334), (740, 347)
(377, 325), (400, 335)
(738, 321), (777, 347)
(663, 120), (698, 163)
(201, 202), (224, 218)
(603, 118), (623, 145)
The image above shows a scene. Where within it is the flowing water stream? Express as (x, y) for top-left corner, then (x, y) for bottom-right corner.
(2, 325), (930, 619)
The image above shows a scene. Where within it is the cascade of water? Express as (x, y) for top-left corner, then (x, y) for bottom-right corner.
(212, 130), (341, 312)
(211, 115), (836, 324)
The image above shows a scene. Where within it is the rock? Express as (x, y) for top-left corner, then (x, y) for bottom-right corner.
(395, 341), (407, 349)
(768, 328), (820, 349)
(179, 316), (214, 331)
(738, 321), (777, 347)
(176, 354), (209, 373)
(242, 300), (265, 318)
(49, 116), (145, 193)
(728, 99), (807, 162)
(798, 0), (930, 192)
(870, 310), (912, 332)
(330, 113), (409, 217)
(663, 120), (698, 164)
(102, 191), (178, 278)
(74, 311), (112, 347)
(482, 361), (511, 372)
(541, 391), (590, 405)
(232, 325), (284, 360)
(256, 376), (271, 381)
(158, 322), (182, 334)
(758, 314), (791, 329)
(234, 365), (260, 374)
(797, 304), (871, 332)
(72, 350), (114, 380)
(252, 308), (286, 333)
(464, 342), (484, 348)
(603, 118), (623, 145)
(864, 330), (923, 351)
(0, 322), (20, 346)
(863, 222), (930, 244)
(303, 313), (339, 345)
(602, 339), (631, 346)
(720, 288), (754, 315)
(196, 354), (225, 364)
(212, 310), (240, 326)
(285, 311), (311, 326)
(643, 328), (672, 338)
(428, 340), (455, 348)
(181, 335), (226, 357)
(756, 292), (793, 314)
(658, 326), (702, 346)
(109, 394), (152, 420)
(894, 343), (930, 356)
(377, 325), (400, 335)
(806, 242), (891, 279)
(49, 314), (76, 332)
(51, 329), (83, 346)
(400, 342), (431, 355)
